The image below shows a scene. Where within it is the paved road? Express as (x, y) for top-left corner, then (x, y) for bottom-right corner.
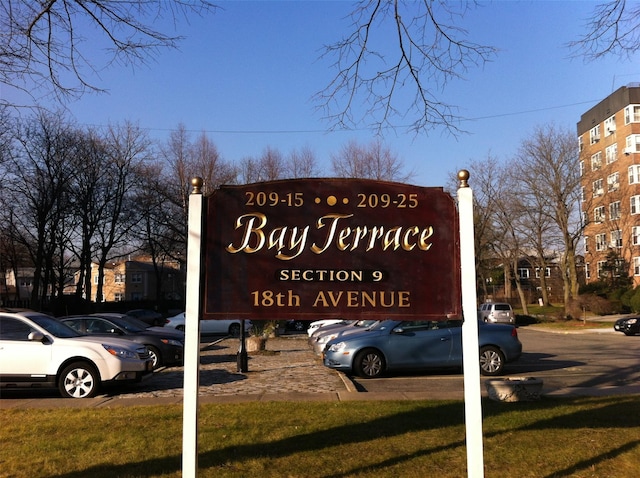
(348, 326), (640, 397)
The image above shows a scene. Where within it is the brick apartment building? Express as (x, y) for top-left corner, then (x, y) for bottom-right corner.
(578, 83), (640, 287)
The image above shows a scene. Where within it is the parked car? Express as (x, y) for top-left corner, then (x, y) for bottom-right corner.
(164, 312), (250, 337)
(125, 309), (164, 326)
(323, 319), (522, 378)
(477, 302), (515, 324)
(306, 319), (348, 337)
(0, 310), (152, 398)
(284, 319), (313, 333)
(60, 314), (184, 369)
(310, 320), (377, 355)
(613, 316), (640, 336)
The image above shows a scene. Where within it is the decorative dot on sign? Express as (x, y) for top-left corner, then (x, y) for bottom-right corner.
(327, 196), (337, 206)
(343, 198), (349, 205)
(314, 197), (321, 204)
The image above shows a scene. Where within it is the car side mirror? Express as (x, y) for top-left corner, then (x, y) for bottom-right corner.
(28, 331), (46, 343)
(392, 327), (405, 334)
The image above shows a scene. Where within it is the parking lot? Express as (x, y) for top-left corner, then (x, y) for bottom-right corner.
(1, 324), (639, 407)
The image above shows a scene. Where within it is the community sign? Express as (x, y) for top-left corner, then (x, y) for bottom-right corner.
(203, 178), (461, 321)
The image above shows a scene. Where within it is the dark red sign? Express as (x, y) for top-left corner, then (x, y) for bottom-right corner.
(203, 178), (461, 320)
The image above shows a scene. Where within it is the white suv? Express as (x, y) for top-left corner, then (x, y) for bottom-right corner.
(0, 311), (153, 398)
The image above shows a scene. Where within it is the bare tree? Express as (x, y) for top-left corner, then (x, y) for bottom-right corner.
(92, 122), (152, 303)
(0, 1), (217, 104)
(331, 139), (413, 182)
(239, 146), (286, 183)
(450, 156), (504, 302)
(2, 112), (77, 308)
(569, 0), (640, 60)
(158, 124), (237, 265)
(512, 125), (583, 306)
(287, 146), (321, 178)
(316, 0), (496, 134)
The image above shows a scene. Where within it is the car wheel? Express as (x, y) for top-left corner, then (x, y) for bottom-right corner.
(354, 348), (385, 378)
(58, 362), (100, 398)
(147, 346), (162, 369)
(479, 346), (505, 376)
(229, 323), (241, 337)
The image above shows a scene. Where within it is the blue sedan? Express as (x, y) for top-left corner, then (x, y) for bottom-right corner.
(323, 319), (522, 378)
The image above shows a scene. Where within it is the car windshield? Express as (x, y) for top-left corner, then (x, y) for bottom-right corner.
(121, 316), (154, 330)
(108, 316), (146, 333)
(366, 320), (397, 331)
(30, 315), (82, 338)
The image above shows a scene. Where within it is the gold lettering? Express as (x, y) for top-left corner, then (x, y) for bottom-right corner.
(226, 213), (267, 254)
(402, 226), (419, 251)
(310, 214), (353, 254)
(227, 212), (435, 259)
(312, 290), (411, 308)
(383, 226), (403, 251)
(419, 226), (434, 250)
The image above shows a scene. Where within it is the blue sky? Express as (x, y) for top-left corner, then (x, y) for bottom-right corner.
(7, 1), (640, 187)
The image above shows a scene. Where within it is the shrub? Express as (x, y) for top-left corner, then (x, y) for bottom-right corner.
(568, 294), (617, 317)
(629, 288), (640, 313)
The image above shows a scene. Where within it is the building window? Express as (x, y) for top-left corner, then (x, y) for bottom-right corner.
(630, 165), (640, 185)
(131, 292), (143, 300)
(597, 261), (606, 278)
(114, 293), (124, 302)
(605, 144), (618, 164)
(579, 160), (584, 176)
(582, 211), (589, 226)
(114, 273), (124, 283)
(631, 195), (640, 215)
(590, 125), (601, 144)
(624, 105), (640, 124)
(611, 229), (622, 248)
(518, 268), (530, 279)
(592, 179), (603, 197)
(594, 206), (605, 223)
(609, 201), (621, 220)
(604, 115), (616, 135)
(131, 273), (142, 284)
(633, 226), (640, 246)
(591, 152), (602, 171)
(607, 172), (619, 192)
(580, 186), (586, 202)
(634, 257), (640, 276)
(535, 267), (551, 278)
(579, 136), (584, 153)
(585, 262), (591, 279)
(626, 134), (640, 153)
(584, 236), (589, 252)
(595, 233), (606, 251)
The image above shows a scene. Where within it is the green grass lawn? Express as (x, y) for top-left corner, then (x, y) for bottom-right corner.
(1, 396), (639, 477)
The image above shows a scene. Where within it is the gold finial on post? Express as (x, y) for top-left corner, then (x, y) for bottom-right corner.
(458, 170), (470, 188)
(191, 177), (203, 194)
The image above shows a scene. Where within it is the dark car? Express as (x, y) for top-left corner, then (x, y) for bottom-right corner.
(60, 314), (184, 369)
(125, 309), (164, 326)
(613, 316), (640, 336)
(323, 319), (522, 378)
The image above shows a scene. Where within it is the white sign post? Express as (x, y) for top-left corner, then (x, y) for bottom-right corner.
(182, 178), (204, 477)
(458, 170), (485, 477)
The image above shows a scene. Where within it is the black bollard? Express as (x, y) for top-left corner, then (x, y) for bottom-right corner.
(237, 319), (248, 372)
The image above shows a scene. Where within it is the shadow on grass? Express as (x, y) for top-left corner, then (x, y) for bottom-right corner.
(47, 396), (640, 478)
